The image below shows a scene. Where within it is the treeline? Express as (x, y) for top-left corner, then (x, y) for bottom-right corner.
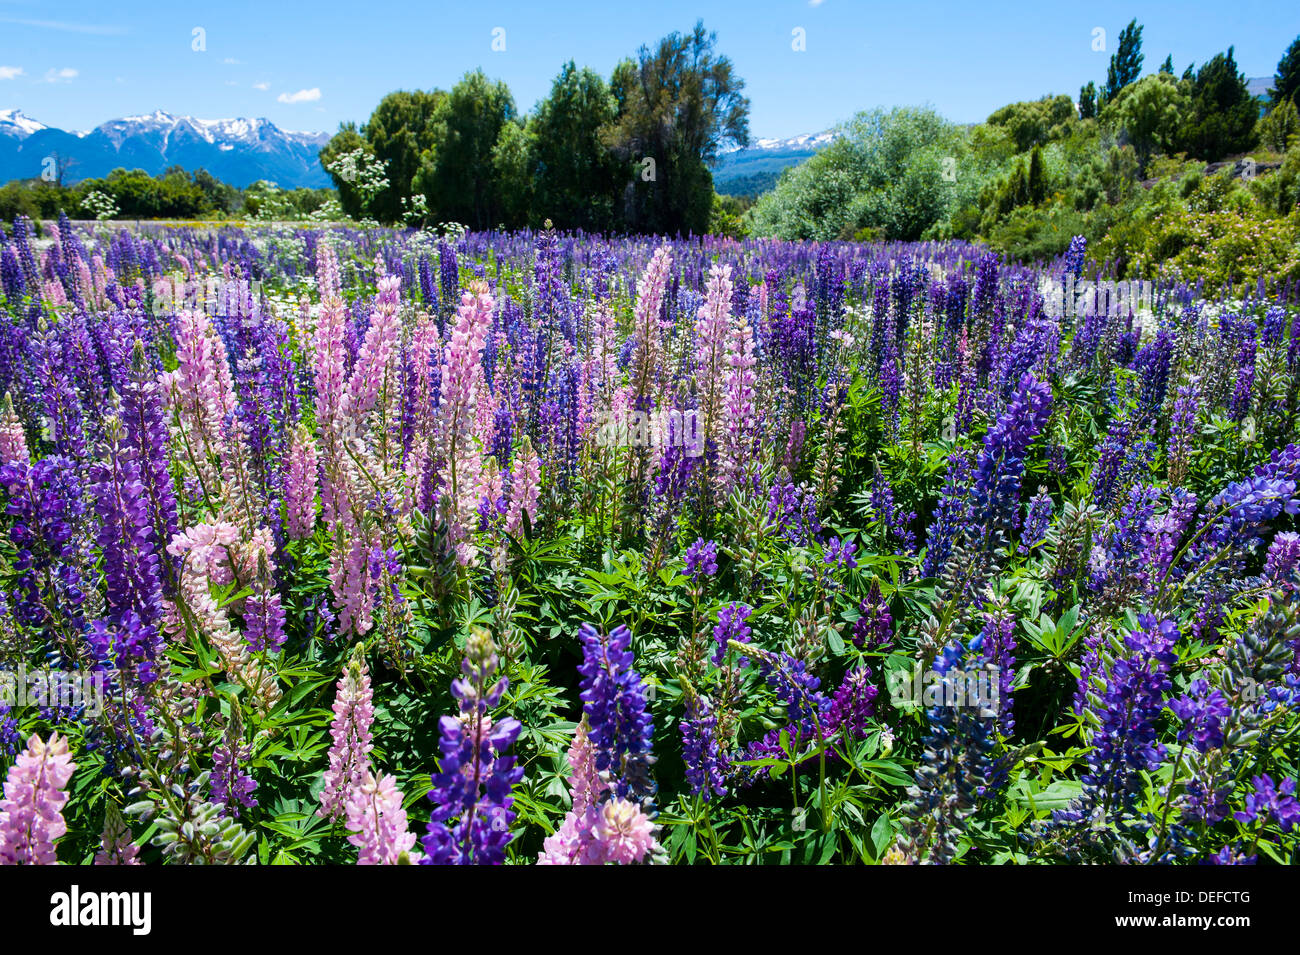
(0, 165), (336, 225)
(748, 24), (1300, 290)
(320, 20), (749, 235)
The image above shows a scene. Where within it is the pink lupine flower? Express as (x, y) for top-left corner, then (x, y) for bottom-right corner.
(313, 294), (350, 525)
(318, 659), (375, 822)
(720, 309), (758, 491)
(167, 521), (240, 585)
(316, 242), (341, 300)
(286, 424), (319, 540)
(695, 263), (734, 448)
(631, 245), (672, 409)
(0, 392), (29, 467)
(345, 771), (419, 865)
(342, 275), (402, 433)
(161, 309), (238, 495)
(505, 437), (541, 536)
(0, 733), (77, 865)
(438, 281), (494, 565)
(93, 809), (140, 866)
(537, 720), (661, 865)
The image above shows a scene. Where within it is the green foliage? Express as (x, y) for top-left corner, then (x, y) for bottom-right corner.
(414, 70), (518, 231)
(1104, 19), (1145, 101)
(1269, 35), (1300, 108)
(986, 95), (1077, 153)
(1100, 72), (1189, 175)
(529, 62), (622, 232)
(1179, 47), (1259, 162)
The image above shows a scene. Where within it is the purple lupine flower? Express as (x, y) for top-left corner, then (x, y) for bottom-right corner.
(1169, 679), (1230, 753)
(1076, 615), (1179, 810)
(679, 692), (727, 801)
(712, 602), (752, 667)
(979, 606), (1016, 736)
(1063, 235), (1086, 279)
(966, 372), (1053, 546)
(211, 738), (259, 818)
(1233, 775), (1300, 832)
(853, 579), (893, 650)
(1263, 531), (1300, 587)
(1019, 487), (1053, 553)
(826, 667), (877, 741)
(752, 649), (831, 742)
(822, 536), (858, 569)
(577, 623), (655, 801)
(422, 630), (523, 865)
(684, 538), (718, 581)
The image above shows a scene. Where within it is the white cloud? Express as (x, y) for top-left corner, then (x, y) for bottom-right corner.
(225, 80), (238, 86)
(0, 18), (126, 36)
(253, 81), (270, 91)
(277, 87), (320, 104)
(43, 67), (78, 83)
(809, 0), (825, 6)
(0, 66), (23, 80)
(223, 57), (242, 65)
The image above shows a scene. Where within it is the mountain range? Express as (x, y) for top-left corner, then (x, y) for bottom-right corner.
(0, 109), (332, 189)
(711, 130), (836, 198)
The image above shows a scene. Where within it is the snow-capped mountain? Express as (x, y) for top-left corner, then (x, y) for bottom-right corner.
(0, 108), (48, 140)
(0, 109), (332, 188)
(712, 129), (837, 197)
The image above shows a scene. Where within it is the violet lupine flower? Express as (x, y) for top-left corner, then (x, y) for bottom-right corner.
(317, 658), (375, 822)
(1205, 844), (1257, 865)
(853, 579), (893, 649)
(1234, 775), (1300, 832)
(712, 602), (752, 666)
(1169, 680), (1230, 753)
(752, 649), (832, 743)
(684, 537), (718, 581)
(0, 733), (77, 865)
(577, 623), (656, 801)
(1020, 487), (1053, 553)
(826, 667), (877, 741)
(422, 629), (523, 865)
(694, 263), (734, 446)
(767, 481), (821, 545)
(211, 738), (259, 818)
(347, 771), (419, 865)
(243, 587), (286, 653)
(679, 691), (727, 801)
(122, 341), (179, 560)
(285, 423), (318, 540)
(1063, 235), (1086, 279)
(1264, 531), (1300, 587)
(966, 372), (1053, 547)
(823, 536), (858, 569)
(1073, 615), (1179, 813)
(979, 606), (1017, 737)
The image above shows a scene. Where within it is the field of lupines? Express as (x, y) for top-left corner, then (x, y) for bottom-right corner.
(0, 213), (1297, 866)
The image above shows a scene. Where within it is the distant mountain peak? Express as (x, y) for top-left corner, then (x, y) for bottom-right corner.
(0, 108), (49, 139)
(0, 110), (332, 188)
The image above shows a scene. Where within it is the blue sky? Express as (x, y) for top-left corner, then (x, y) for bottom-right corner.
(2, 0), (1298, 138)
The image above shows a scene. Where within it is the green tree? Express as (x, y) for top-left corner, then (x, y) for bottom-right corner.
(603, 20), (749, 235)
(1159, 55), (1174, 75)
(1180, 47), (1258, 161)
(414, 70), (517, 230)
(362, 90), (446, 223)
(530, 62), (621, 231)
(1269, 36), (1300, 109)
(1259, 96), (1300, 152)
(1101, 72), (1189, 175)
(986, 94), (1077, 152)
(1027, 145), (1048, 204)
(1104, 20), (1144, 101)
(491, 118), (534, 229)
(1079, 82), (1098, 120)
